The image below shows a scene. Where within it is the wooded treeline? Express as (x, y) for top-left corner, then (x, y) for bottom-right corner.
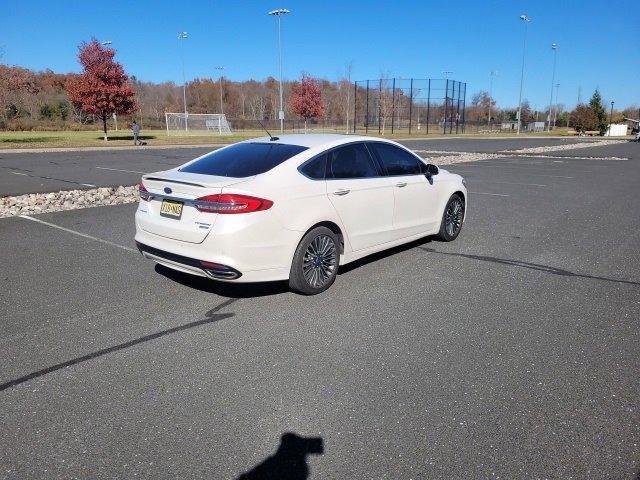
(0, 64), (636, 132)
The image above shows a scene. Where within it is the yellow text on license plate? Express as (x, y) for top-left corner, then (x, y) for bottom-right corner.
(160, 199), (183, 219)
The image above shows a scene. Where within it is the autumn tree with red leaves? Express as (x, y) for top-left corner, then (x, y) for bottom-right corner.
(66, 39), (136, 140)
(289, 73), (325, 131)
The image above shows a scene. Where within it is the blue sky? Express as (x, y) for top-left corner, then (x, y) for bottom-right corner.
(2, 0), (638, 110)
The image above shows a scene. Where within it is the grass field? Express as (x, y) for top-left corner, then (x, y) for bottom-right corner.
(0, 127), (577, 150)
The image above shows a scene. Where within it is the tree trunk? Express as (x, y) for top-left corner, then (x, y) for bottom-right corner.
(101, 113), (108, 141)
(304, 118), (307, 133)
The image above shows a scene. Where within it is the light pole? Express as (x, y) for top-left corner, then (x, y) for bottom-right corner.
(609, 101), (614, 135)
(442, 71), (452, 78)
(178, 31), (189, 132)
(489, 70), (497, 126)
(553, 83), (560, 128)
(516, 14), (530, 135)
(268, 8), (290, 133)
(215, 66), (225, 115)
(547, 43), (558, 131)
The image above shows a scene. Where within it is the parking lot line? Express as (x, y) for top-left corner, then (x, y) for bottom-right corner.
(453, 168), (573, 179)
(19, 215), (137, 252)
(95, 166), (148, 174)
(469, 191), (510, 197)
(480, 181), (547, 187)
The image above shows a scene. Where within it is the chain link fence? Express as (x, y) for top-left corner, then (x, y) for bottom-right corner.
(352, 78), (466, 135)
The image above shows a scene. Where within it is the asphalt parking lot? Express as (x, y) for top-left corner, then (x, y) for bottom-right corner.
(1, 140), (639, 479)
(0, 136), (610, 196)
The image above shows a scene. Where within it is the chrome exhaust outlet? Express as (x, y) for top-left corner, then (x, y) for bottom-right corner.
(202, 268), (241, 280)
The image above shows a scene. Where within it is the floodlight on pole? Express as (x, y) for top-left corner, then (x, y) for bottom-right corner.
(489, 70), (498, 126)
(516, 14), (530, 135)
(215, 66), (225, 115)
(178, 31), (189, 132)
(442, 71), (453, 79)
(268, 8), (290, 133)
(553, 83), (560, 128)
(101, 40), (118, 130)
(609, 101), (615, 135)
(547, 43), (558, 131)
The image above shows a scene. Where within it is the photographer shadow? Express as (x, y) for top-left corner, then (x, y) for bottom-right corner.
(236, 432), (324, 480)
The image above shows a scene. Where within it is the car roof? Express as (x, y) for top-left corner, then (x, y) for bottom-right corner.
(246, 133), (395, 149)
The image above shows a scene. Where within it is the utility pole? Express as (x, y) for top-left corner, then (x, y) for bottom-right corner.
(609, 101), (615, 135)
(215, 66), (225, 115)
(488, 70), (497, 126)
(268, 8), (290, 133)
(178, 32), (189, 132)
(553, 83), (560, 128)
(547, 43), (558, 131)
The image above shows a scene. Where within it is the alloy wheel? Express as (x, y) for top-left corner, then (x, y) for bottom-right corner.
(302, 234), (337, 288)
(445, 198), (464, 237)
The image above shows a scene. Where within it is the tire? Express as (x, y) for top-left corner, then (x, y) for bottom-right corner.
(437, 194), (465, 241)
(289, 226), (339, 295)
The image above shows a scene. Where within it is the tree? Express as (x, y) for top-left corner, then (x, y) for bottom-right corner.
(66, 39), (136, 140)
(588, 89), (607, 135)
(289, 73), (325, 131)
(570, 104), (598, 133)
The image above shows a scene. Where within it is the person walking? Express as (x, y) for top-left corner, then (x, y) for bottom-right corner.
(132, 121), (141, 146)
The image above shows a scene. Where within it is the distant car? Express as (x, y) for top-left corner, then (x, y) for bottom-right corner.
(134, 134), (467, 294)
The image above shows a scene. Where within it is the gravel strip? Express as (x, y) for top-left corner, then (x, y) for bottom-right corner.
(0, 152), (505, 218)
(419, 152), (507, 165)
(0, 186), (139, 218)
(502, 140), (626, 154)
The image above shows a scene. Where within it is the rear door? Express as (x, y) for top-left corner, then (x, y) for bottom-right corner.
(368, 142), (440, 239)
(326, 143), (395, 251)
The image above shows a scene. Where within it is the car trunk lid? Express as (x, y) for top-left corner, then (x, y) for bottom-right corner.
(137, 171), (250, 244)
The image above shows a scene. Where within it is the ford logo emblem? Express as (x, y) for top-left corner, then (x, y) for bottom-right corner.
(164, 187), (172, 194)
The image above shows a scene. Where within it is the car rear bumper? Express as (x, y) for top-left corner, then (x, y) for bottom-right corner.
(135, 242), (242, 280)
(134, 206), (296, 282)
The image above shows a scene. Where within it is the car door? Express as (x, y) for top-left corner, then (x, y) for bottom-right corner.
(368, 142), (440, 239)
(326, 142), (395, 251)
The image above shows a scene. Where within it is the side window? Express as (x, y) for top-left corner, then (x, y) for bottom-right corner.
(299, 154), (326, 180)
(328, 143), (379, 179)
(369, 143), (424, 176)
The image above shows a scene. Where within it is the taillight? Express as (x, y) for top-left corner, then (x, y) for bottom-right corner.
(139, 183), (153, 201)
(194, 194), (273, 214)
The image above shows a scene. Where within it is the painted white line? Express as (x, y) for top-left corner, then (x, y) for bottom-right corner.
(11, 172), (28, 176)
(483, 181), (547, 187)
(19, 215), (137, 253)
(469, 191), (510, 197)
(81, 183), (97, 187)
(453, 168), (573, 178)
(95, 166), (147, 174)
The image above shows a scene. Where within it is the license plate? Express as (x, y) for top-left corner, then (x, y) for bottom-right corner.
(160, 199), (183, 219)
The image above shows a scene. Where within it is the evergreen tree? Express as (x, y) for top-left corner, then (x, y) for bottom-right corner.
(588, 90), (608, 135)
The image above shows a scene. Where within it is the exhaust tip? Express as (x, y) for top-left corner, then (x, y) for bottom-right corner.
(200, 261), (241, 280)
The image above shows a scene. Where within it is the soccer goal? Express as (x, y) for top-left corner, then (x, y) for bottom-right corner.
(165, 113), (232, 135)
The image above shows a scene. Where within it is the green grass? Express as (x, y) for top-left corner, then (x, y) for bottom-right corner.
(0, 129), (266, 149)
(0, 127), (578, 150)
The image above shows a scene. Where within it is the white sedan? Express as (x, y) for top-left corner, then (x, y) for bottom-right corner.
(135, 134), (467, 294)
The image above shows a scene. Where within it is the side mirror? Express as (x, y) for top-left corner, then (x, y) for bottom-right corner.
(424, 164), (439, 177)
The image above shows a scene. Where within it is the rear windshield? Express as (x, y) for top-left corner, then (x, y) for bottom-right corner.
(180, 142), (308, 177)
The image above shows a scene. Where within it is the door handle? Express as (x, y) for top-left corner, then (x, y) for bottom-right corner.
(333, 188), (350, 196)
(395, 182), (407, 188)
